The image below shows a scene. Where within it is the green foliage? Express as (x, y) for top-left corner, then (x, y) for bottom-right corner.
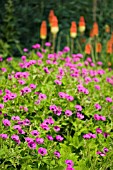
(0, 48), (113, 169)
(0, 0), (20, 56)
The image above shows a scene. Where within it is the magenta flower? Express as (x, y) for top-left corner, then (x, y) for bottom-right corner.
(32, 43), (40, 49)
(36, 52), (43, 58)
(75, 105), (82, 111)
(23, 48), (28, 52)
(95, 85), (100, 90)
(47, 135), (54, 141)
(97, 61), (103, 66)
(96, 128), (102, 134)
(21, 87), (31, 94)
(6, 57), (12, 61)
(25, 137), (34, 143)
(0, 57), (3, 62)
(23, 119), (30, 126)
(46, 60), (52, 64)
(2, 119), (10, 126)
(106, 97), (112, 102)
(21, 55), (26, 61)
(38, 147), (47, 156)
(94, 114), (101, 121)
(54, 126), (60, 132)
(54, 151), (60, 158)
(87, 57), (92, 63)
(65, 160), (74, 167)
(94, 114), (106, 121)
(58, 92), (66, 98)
(103, 147), (109, 153)
(43, 67), (50, 74)
(54, 80), (62, 85)
(3, 95), (10, 102)
(54, 110), (62, 116)
(103, 132), (109, 138)
(100, 115), (106, 121)
(39, 93), (47, 100)
(96, 151), (106, 156)
(0, 134), (8, 139)
(50, 105), (62, 116)
(83, 134), (91, 139)
(43, 119), (50, 125)
(56, 135), (64, 142)
(13, 125), (21, 130)
(90, 133), (96, 138)
(58, 67), (65, 76)
(48, 53), (54, 59)
(28, 141), (36, 149)
(0, 104), (4, 109)
(94, 103), (101, 110)
(40, 123), (50, 131)
(100, 153), (106, 156)
(11, 134), (20, 144)
(50, 105), (57, 112)
(63, 46), (70, 53)
(76, 112), (84, 119)
(31, 130), (40, 136)
(1, 68), (7, 72)
(45, 42), (51, 47)
(84, 77), (92, 84)
(0, 89), (2, 95)
(22, 72), (30, 79)
(84, 61), (89, 66)
(36, 138), (44, 144)
(24, 107), (28, 112)
(18, 128), (25, 134)
(66, 165), (75, 170)
(35, 100), (41, 105)
(66, 95), (74, 101)
(8, 74), (12, 80)
(37, 59), (42, 65)
(12, 116), (20, 121)
(90, 62), (95, 67)
(93, 78), (100, 82)
(29, 84), (36, 89)
(65, 110), (73, 116)
(48, 116), (54, 124)
(18, 120), (24, 125)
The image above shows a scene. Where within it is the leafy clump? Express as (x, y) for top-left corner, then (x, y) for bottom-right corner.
(0, 46), (113, 170)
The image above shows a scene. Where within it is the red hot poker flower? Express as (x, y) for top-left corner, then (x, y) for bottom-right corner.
(40, 21), (47, 40)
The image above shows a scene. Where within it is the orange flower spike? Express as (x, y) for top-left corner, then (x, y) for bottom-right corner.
(85, 43), (91, 54)
(40, 21), (47, 40)
(51, 15), (59, 35)
(96, 43), (102, 53)
(70, 21), (77, 38)
(107, 41), (112, 54)
(48, 10), (54, 26)
(90, 28), (94, 38)
(93, 22), (99, 36)
(79, 16), (86, 33)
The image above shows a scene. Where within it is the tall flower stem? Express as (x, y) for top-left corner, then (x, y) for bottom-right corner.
(71, 38), (74, 55)
(41, 39), (45, 50)
(52, 34), (56, 53)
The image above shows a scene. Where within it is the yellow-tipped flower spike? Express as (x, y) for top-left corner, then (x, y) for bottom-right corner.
(51, 15), (59, 35)
(70, 21), (77, 38)
(40, 21), (47, 40)
(79, 16), (86, 33)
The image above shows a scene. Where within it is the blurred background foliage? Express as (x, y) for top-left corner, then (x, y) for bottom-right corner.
(0, 0), (113, 56)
